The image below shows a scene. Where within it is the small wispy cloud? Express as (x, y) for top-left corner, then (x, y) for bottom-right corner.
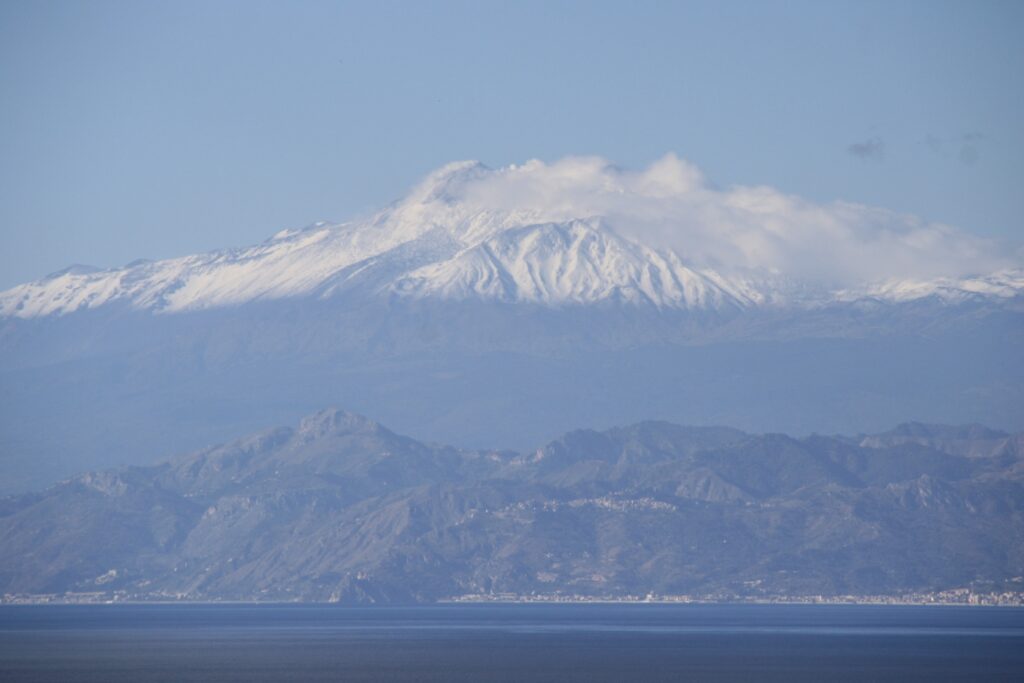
(926, 132), (984, 166)
(847, 137), (885, 161)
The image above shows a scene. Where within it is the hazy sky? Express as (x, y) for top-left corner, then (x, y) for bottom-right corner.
(1, 0), (1021, 288)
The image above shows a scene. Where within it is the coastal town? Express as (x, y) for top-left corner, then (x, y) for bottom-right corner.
(447, 588), (1024, 608)
(5, 588), (1024, 607)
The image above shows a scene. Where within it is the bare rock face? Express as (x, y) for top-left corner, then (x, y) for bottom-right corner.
(1, 412), (1021, 603)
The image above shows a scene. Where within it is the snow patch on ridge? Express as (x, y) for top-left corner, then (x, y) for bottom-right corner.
(835, 269), (1024, 304)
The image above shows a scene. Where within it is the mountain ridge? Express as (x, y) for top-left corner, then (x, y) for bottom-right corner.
(2, 408), (1021, 603)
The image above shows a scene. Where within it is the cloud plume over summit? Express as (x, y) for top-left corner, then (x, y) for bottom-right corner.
(435, 154), (1013, 286)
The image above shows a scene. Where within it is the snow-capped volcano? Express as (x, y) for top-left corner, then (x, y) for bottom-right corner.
(1, 157), (1021, 318)
(2, 157), (1023, 496)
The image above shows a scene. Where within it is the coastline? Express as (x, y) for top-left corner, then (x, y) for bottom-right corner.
(4, 590), (1023, 608)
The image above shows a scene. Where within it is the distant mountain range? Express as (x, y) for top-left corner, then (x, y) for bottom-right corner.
(2, 409), (1021, 603)
(3, 162), (1022, 316)
(1, 160), (1022, 494)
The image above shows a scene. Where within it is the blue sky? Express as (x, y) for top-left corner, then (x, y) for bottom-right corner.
(1, 0), (1021, 288)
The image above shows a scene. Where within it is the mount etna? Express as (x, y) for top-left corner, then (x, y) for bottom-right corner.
(1, 157), (1022, 495)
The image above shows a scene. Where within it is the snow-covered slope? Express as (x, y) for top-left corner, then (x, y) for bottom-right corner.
(2, 160), (1022, 319)
(834, 270), (1024, 305)
(391, 219), (770, 308)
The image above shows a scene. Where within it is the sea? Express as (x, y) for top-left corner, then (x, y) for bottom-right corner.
(1, 603), (1022, 682)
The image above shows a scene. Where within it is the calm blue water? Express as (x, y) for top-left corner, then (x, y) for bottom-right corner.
(1, 603), (1022, 681)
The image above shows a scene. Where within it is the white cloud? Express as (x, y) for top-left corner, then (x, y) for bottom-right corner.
(442, 154), (1014, 285)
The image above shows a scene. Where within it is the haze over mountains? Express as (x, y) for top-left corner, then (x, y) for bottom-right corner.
(2, 409), (1021, 603)
(1, 156), (1022, 493)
